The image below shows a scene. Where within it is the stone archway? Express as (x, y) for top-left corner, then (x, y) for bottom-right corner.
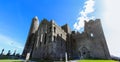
(79, 47), (90, 59)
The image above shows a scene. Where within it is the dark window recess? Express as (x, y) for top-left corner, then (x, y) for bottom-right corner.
(54, 36), (56, 42)
(54, 27), (56, 33)
(57, 34), (59, 36)
(39, 42), (41, 46)
(61, 34), (62, 37)
(44, 33), (47, 44)
(49, 36), (51, 43)
(83, 52), (86, 55)
(49, 27), (52, 32)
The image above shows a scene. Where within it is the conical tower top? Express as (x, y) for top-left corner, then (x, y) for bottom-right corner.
(34, 16), (38, 20)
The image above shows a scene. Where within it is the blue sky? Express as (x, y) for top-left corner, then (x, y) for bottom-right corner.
(0, 0), (86, 55)
(0, 0), (120, 57)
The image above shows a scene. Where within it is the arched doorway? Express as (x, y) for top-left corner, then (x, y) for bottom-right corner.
(79, 47), (90, 59)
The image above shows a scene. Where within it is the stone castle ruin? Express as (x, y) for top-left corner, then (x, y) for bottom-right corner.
(22, 16), (110, 60)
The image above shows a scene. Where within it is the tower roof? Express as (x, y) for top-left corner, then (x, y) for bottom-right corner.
(34, 16), (38, 20)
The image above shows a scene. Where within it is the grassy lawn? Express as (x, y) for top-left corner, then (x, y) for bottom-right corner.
(77, 60), (118, 62)
(0, 59), (24, 62)
(0, 59), (118, 62)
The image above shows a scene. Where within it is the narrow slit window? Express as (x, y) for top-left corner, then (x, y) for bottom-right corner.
(54, 27), (56, 33)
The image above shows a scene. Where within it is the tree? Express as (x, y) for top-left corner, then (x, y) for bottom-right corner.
(6, 50), (11, 56)
(16, 53), (20, 58)
(12, 50), (16, 56)
(0, 49), (4, 55)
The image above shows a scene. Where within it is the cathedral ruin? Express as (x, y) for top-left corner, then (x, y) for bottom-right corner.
(22, 16), (110, 60)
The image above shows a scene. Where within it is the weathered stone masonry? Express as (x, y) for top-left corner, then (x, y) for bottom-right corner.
(22, 16), (111, 60)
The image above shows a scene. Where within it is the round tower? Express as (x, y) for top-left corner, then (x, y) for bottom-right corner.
(29, 16), (39, 35)
(22, 16), (39, 58)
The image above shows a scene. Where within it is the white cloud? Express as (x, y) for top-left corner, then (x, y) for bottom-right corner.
(74, 0), (95, 31)
(102, 0), (120, 57)
(0, 34), (23, 54)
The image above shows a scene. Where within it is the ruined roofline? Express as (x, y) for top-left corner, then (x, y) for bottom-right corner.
(61, 24), (70, 29)
(84, 19), (100, 24)
(38, 18), (70, 28)
(72, 19), (101, 34)
(33, 16), (100, 34)
(37, 18), (67, 33)
(39, 18), (57, 25)
(35, 16), (100, 27)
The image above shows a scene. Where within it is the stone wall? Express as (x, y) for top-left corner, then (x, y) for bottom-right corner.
(22, 17), (111, 60)
(32, 19), (67, 60)
(69, 19), (110, 59)
(84, 19), (110, 59)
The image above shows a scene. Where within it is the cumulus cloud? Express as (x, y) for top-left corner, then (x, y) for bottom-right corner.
(74, 0), (95, 31)
(0, 34), (23, 54)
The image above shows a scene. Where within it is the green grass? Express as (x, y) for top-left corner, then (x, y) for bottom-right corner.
(0, 59), (24, 62)
(77, 60), (118, 62)
(0, 59), (118, 62)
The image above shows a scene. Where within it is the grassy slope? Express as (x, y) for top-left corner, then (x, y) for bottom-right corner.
(77, 60), (118, 62)
(0, 59), (118, 62)
(0, 59), (23, 62)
